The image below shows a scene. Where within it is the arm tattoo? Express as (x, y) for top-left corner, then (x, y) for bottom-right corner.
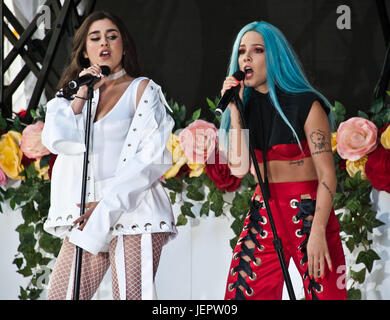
(321, 181), (334, 201)
(310, 129), (331, 155)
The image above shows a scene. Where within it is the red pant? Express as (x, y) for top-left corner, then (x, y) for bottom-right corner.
(224, 180), (347, 300)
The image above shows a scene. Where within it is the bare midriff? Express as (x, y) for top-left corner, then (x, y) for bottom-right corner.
(253, 156), (318, 183)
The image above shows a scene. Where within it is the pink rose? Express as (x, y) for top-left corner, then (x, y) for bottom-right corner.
(0, 167), (7, 186)
(179, 120), (217, 164)
(20, 121), (50, 160)
(336, 117), (378, 161)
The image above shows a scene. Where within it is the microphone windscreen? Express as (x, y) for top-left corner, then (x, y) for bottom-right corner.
(100, 65), (111, 76)
(233, 70), (245, 81)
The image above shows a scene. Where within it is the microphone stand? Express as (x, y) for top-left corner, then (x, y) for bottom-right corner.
(73, 82), (94, 300)
(232, 92), (296, 300)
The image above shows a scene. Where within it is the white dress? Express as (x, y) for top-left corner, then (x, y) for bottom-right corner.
(41, 77), (177, 299)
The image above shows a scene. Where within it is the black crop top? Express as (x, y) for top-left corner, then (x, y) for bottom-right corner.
(243, 88), (329, 151)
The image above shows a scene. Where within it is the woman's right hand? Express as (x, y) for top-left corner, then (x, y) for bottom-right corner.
(71, 64), (107, 114)
(221, 76), (244, 122)
(76, 64), (107, 96)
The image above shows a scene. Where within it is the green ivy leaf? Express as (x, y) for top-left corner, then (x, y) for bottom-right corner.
(13, 257), (24, 269)
(186, 184), (204, 201)
(176, 214), (188, 226)
(369, 97), (384, 114)
(180, 201), (195, 218)
(230, 236), (239, 251)
(350, 268), (366, 284)
(10, 116), (23, 133)
(345, 237), (355, 253)
(38, 232), (61, 255)
(331, 101), (346, 127)
(17, 266), (33, 277)
(206, 97), (216, 111)
(30, 109), (37, 119)
(200, 201), (210, 217)
(230, 218), (244, 238)
(162, 178), (183, 193)
(39, 155), (51, 169)
(191, 108), (201, 121)
(169, 192), (176, 205)
(208, 188), (224, 216)
(356, 249), (381, 272)
(19, 286), (28, 300)
(357, 110), (369, 119)
(347, 288), (361, 300)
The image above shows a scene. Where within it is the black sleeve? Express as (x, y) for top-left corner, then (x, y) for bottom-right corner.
(298, 92), (330, 128)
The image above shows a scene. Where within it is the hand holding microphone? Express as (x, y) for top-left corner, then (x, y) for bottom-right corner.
(216, 70), (245, 116)
(70, 64), (111, 92)
(70, 65), (111, 114)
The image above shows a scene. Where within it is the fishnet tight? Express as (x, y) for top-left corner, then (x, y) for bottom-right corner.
(46, 233), (168, 300)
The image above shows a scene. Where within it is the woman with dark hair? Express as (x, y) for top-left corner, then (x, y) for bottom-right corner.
(42, 11), (176, 300)
(220, 21), (347, 300)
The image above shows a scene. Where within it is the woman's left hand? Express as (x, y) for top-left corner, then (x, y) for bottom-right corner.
(306, 227), (333, 280)
(73, 201), (99, 231)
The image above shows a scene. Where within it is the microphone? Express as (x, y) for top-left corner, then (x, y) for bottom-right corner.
(215, 70), (245, 116)
(68, 65), (111, 90)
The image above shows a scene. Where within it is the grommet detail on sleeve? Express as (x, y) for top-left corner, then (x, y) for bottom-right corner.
(160, 221), (169, 231)
(144, 223), (152, 231)
(66, 215), (73, 221)
(138, 113), (142, 117)
(144, 100), (148, 103)
(123, 158), (126, 162)
(128, 144), (131, 147)
(115, 224), (123, 230)
(133, 128), (137, 132)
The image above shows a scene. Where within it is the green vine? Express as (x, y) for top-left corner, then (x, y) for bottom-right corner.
(0, 106), (61, 300)
(332, 98), (388, 300)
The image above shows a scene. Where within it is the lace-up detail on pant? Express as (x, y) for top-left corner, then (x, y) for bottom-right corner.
(293, 198), (322, 300)
(225, 180), (347, 300)
(229, 199), (266, 300)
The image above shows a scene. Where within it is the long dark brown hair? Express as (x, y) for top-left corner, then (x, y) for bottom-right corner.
(57, 11), (142, 99)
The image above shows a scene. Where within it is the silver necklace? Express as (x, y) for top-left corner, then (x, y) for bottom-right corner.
(105, 68), (126, 81)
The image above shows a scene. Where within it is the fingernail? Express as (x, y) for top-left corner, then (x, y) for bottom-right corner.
(321, 274), (324, 280)
(329, 266), (333, 272)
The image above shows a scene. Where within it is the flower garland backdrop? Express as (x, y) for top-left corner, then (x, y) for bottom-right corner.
(0, 93), (389, 300)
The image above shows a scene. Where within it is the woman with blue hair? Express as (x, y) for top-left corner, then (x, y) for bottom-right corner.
(221, 21), (347, 300)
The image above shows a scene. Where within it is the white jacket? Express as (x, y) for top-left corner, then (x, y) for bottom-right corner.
(42, 79), (177, 256)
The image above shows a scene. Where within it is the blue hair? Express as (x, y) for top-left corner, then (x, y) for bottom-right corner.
(219, 21), (334, 154)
